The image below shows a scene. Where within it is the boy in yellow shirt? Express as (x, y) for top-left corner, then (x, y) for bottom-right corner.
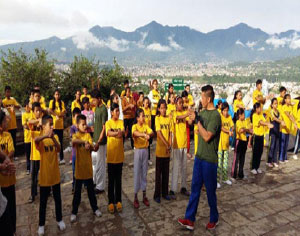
(22, 99), (32, 175)
(106, 103), (125, 213)
(0, 110), (16, 234)
(142, 97), (153, 165)
(35, 115), (66, 235)
(132, 108), (153, 208)
(71, 114), (102, 222)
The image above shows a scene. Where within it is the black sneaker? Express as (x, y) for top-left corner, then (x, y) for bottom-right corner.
(169, 190), (176, 200)
(162, 195), (171, 201)
(153, 197), (161, 203)
(181, 188), (191, 197)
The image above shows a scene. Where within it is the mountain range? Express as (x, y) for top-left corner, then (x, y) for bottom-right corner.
(1, 21), (300, 65)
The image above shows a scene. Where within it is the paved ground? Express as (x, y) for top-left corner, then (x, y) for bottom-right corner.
(14, 139), (300, 236)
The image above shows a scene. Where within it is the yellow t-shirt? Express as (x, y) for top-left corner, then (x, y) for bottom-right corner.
(38, 135), (60, 186)
(29, 97), (47, 110)
(277, 96), (284, 113)
(296, 109), (300, 129)
(252, 89), (263, 105)
(253, 113), (266, 136)
(30, 130), (42, 161)
(73, 132), (93, 180)
(188, 94), (194, 106)
(280, 104), (293, 134)
(194, 124), (198, 155)
(49, 100), (65, 130)
(173, 111), (188, 149)
(132, 124), (153, 149)
(155, 115), (172, 157)
(218, 114), (234, 150)
(80, 94), (92, 102)
(2, 97), (20, 130)
(142, 107), (151, 127)
(0, 132), (16, 187)
(71, 100), (81, 112)
(236, 120), (248, 141)
(120, 90), (132, 98)
(106, 119), (125, 163)
(167, 103), (176, 117)
(150, 90), (161, 116)
(22, 111), (32, 143)
(233, 99), (245, 113)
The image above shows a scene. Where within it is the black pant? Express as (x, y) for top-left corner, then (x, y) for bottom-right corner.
(0, 200), (14, 236)
(268, 133), (279, 163)
(124, 119), (134, 148)
(72, 178), (98, 214)
(154, 157), (170, 198)
(54, 129), (64, 161)
(252, 135), (264, 170)
(25, 143), (31, 171)
(232, 140), (247, 179)
(151, 115), (156, 135)
(39, 183), (62, 226)
(107, 163), (123, 204)
(31, 160), (40, 198)
(8, 129), (17, 154)
(1, 185), (16, 233)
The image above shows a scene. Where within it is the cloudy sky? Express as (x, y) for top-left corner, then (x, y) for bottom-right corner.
(0, 0), (299, 45)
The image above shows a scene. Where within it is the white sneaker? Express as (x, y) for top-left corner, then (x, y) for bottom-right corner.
(70, 214), (77, 223)
(274, 163), (279, 168)
(148, 160), (153, 165)
(38, 226), (45, 236)
(223, 180), (232, 185)
(94, 209), (102, 217)
(217, 183), (221, 189)
(251, 169), (257, 175)
(57, 220), (66, 231)
(284, 160), (289, 163)
(59, 160), (66, 165)
(257, 169), (262, 174)
(292, 155), (298, 160)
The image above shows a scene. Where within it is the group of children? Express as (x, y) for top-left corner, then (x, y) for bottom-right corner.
(0, 79), (299, 235)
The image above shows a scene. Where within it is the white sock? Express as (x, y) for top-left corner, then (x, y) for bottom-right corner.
(38, 226), (45, 235)
(57, 220), (66, 231)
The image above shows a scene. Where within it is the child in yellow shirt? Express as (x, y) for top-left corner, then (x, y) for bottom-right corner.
(22, 99), (32, 174)
(70, 114), (101, 222)
(35, 115), (66, 235)
(0, 110), (16, 234)
(217, 102), (234, 188)
(132, 108), (153, 208)
(106, 103), (125, 213)
(143, 97), (153, 165)
(167, 93), (176, 118)
(154, 99), (172, 203)
(293, 102), (300, 156)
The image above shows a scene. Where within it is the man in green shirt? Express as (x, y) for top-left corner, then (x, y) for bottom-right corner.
(178, 85), (221, 231)
(91, 89), (108, 194)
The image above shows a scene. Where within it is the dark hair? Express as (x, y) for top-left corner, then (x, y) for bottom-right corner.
(256, 79), (262, 86)
(168, 83), (174, 89)
(271, 98), (277, 108)
(152, 79), (158, 85)
(201, 85), (215, 101)
(111, 102), (119, 112)
(91, 88), (101, 99)
(279, 86), (287, 93)
(175, 96), (182, 104)
(72, 107), (81, 116)
(181, 90), (188, 98)
(110, 93), (118, 105)
(4, 86), (11, 92)
(32, 89), (41, 96)
(51, 89), (62, 111)
(125, 87), (131, 93)
(139, 91), (144, 96)
(42, 115), (53, 126)
(198, 101), (203, 112)
(233, 90), (241, 103)
(216, 99), (222, 109)
(124, 80), (129, 85)
(156, 99), (167, 116)
(221, 101), (229, 111)
(250, 102), (261, 123)
(82, 97), (90, 105)
(83, 85), (88, 89)
(76, 114), (86, 124)
(143, 96), (151, 107)
(236, 108), (245, 119)
(32, 102), (41, 112)
(185, 84), (190, 88)
(282, 94), (291, 106)
(0, 110), (6, 124)
(134, 108), (145, 124)
(24, 98), (30, 107)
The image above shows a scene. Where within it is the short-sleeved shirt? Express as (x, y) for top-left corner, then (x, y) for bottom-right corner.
(38, 135), (60, 186)
(81, 110), (94, 132)
(30, 129), (42, 161)
(155, 116), (172, 157)
(93, 104), (108, 144)
(142, 107), (151, 127)
(132, 124), (153, 149)
(22, 111), (32, 143)
(281, 104), (293, 134)
(173, 111), (188, 149)
(236, 120), (248, 141)
(80, 94), (91, 102)
(73, 132), (93, 180)
(2, 97), (20, 130)
(49, 100), (66, 130)
(296, 109), (300, 129)
(167, 104), (176, 117)
(218, 114), (234, 151)
(252, 89), (263, 105)
(0, 132), (15, 187)
(71, 100), (81, 112)
(277, 96), (283, 113)
(196, 109), (221, 164)
(233, 100), (245, 113)
(149, 90), (161, 116)
(188, 94), (194, 106)
(105, 119), (125, 163)
(253, 113), (265, 136)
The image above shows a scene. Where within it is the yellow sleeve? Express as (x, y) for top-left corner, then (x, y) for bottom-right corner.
(87, 134), (93, 145)
(105, 121), (111, 135)
(49, 100), (53, 109)
(131, 124), (137, 135)
(54, 135), (60, 146)
(62, 101), (66, 112)
(13, 98), (20, 106)
(146, 125), (153, 134)
(155, 117), (161, 131)
(72, 132), (78, 141)
(22, 114), (26, 126)
(120, 120), (125, 131)
(8, 134), (14, 153)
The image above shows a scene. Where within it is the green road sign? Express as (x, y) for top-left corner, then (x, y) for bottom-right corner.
(165, 78), (185, 91)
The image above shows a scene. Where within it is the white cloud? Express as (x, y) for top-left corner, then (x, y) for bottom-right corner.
(266, 36), (287, 49)
(289, 33), (300, 49)
(266, 32), (300, 50)
(246, 41), (257, 48)
(72, 31), (129, 51)
(146, 43), (171, 52)
(136, 32), (148, 48)
(235, 40), (245, 47)
(168, 35), (183, 50)
(61, 47), (66, 52)
(258, 47), (265, 51)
